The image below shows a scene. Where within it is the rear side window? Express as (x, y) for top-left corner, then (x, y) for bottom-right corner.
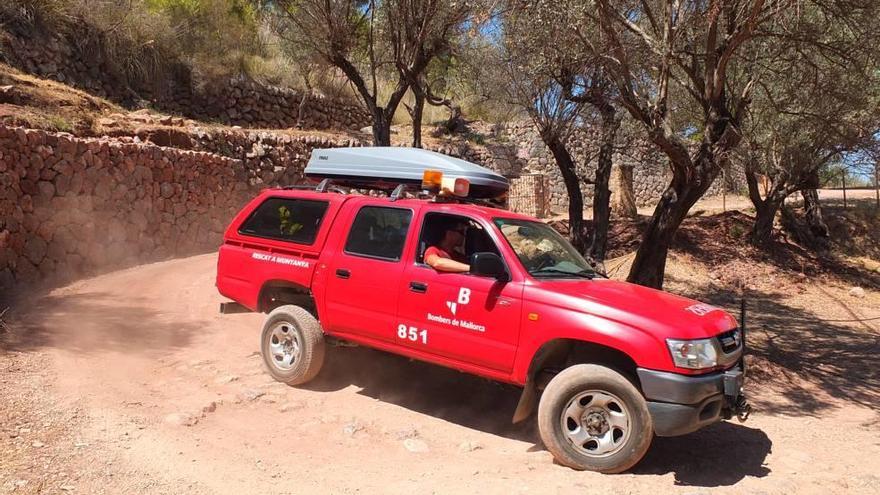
(238, 197), (329, 245)
(344, 206), (412, 261)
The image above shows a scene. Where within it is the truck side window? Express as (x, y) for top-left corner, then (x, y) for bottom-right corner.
(417, 213), (501, 264)
(344, 206), (412, 261)
(239, 198), (329, 245)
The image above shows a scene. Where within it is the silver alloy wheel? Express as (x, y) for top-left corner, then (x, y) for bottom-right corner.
(268, 322), (302, 371)
(560, 390), (631, 457)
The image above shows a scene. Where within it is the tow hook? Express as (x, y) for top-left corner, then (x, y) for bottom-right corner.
(733, 394), (751, 422)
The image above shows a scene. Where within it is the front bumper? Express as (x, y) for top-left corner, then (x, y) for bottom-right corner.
(637, 367), (749, 437)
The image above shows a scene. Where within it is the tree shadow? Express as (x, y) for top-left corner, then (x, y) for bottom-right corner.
(680, 286), (880, 416)
(0, 290), (202, 355)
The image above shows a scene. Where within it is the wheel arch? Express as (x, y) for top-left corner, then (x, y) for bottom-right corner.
(529, 338), (640, 388)
(512, 338), (642, 424)
(257, 280), (318, 317)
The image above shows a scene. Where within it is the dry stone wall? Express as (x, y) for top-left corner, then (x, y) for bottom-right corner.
(1, 29), (369, 131)
(162, 79), (371, 131)
(499, 122), (746, 212)
(0, 125), (356, 294)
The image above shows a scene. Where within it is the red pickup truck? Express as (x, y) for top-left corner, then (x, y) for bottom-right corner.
(216, 157), (749, 473)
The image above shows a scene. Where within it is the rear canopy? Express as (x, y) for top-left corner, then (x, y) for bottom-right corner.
(304, 147), (509, 198)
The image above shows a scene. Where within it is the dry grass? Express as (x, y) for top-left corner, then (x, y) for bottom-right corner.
(0, 63), (121, 134)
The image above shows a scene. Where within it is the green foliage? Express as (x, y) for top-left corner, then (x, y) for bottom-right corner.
(278, 206), (303, 235)
(2, 0), (282, 93)
(145, 0), (202, 16)
(729, 224), (744, 240)
(46, 114), (73, 132)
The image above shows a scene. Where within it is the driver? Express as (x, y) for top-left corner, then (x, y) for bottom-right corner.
(424, 218), (471, 273)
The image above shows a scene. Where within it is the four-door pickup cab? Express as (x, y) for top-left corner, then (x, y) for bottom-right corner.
(216, 148), (749, 473)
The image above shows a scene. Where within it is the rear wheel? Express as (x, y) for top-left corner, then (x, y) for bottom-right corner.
(537, 364), (653, 473)
(260, 305), (325, 385)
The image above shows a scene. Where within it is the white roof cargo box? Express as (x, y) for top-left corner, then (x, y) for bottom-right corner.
(304, 147), (509, 198)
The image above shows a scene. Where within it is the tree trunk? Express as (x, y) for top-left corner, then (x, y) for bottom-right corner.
(626, 152), (721, 289)
(410, 89), (425, 148)
(625, 188), (690, 288)
(744, 163), (786, 245)
(750, 196), (784, 244)
(588, 108), (621, 272)
(372, 110), (392, 146)
(613, 164), (638, 218)
(296, 92), (309, 129)
(296, 73), (313, 129)
(545, 136), (587, 253)
(801, 171), (828, 238)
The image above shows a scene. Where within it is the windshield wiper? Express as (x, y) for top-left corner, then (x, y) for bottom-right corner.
(531, 268), (594, 279)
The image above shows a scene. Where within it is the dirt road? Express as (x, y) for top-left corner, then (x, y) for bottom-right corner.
(2, 254), (880, 494)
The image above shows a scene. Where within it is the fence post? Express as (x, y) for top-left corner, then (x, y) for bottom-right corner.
(841, 170), (847, 209)
(722, 167), (727, 213)
(875, 162), (879, 209)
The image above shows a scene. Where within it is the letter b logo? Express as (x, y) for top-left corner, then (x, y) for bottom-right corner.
(457, 287), (471, 305)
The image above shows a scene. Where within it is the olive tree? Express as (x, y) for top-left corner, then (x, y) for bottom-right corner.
(737, 2), (880, 244)
(273, 0), (474, 146)
(536, 0), (876, 288)
(502, 1), (622, 269)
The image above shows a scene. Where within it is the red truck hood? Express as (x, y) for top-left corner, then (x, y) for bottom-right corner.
(527, 278), (738, 340)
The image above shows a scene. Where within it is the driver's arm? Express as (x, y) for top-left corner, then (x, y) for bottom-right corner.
(425, 253), (470, 273)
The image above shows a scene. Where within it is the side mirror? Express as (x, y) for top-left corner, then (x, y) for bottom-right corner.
(470, 252), (510, 282)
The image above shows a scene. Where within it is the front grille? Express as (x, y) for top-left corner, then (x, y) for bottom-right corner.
(717, 328), (741, 354)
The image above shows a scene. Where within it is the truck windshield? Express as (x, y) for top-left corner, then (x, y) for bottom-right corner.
(494, 218), (594, 279)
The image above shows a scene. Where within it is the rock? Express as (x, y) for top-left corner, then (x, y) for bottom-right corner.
(237, 389), (265, 402)
(214, 375), (239, 385)
(201, 401), (218, 414)
(60, 485), (75, 491)
(458, 441), (482, 453)
(247, 143), (266, 158)
(164, 413), (198, 427)
(393, 427), (419, 440)
(37, 180), (55, 198)
(160, 183), (174, 199)
(342, 422), (364, 437)
(31, 440), (45, 447)
(403, 438), (429, 453)
(23, 236), (48, 264)
(278, 401), (305, 413)
(849, 287), (866, 298)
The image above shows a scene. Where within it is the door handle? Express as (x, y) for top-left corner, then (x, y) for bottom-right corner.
(409, 281), (428, 293)
(336, 268), (351, 279)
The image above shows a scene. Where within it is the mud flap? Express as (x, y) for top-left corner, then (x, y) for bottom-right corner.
(512, 379), (537, 423)
(219, 302), (251, 314)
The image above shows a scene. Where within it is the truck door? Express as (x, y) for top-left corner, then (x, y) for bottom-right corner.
(323, 204), (416, 343)
(396, 212), (522, 373)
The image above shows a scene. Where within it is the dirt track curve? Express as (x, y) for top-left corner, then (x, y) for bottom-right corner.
(2, 253), (880, 494)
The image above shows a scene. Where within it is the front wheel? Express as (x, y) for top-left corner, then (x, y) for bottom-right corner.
(260, 305), (325, 386)
(537, 364), (653, 473)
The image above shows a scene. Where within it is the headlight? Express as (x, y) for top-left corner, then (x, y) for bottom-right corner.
(667, 338), (719, 369)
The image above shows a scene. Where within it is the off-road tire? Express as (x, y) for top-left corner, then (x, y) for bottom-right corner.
(260, 305), (325, 385)
(537, 364), (653, 473)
